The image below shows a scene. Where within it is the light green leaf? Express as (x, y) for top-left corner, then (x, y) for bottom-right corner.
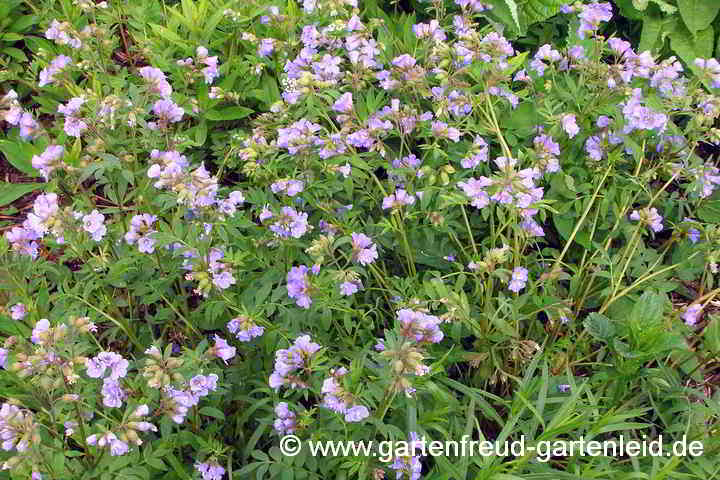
(584, 312), (616, 341)
(0, 183), (44, 206)
(204, 106), (253, 121)
(650, 0), (677, 14)
(639, 13), (663, 53)
(0, 140), (42, 176)
(705, 315), (720, 352)
(632, 0), (648, 10)
(677, 0), (720, 34)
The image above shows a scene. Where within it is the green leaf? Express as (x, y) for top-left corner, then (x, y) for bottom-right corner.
(697, 199), (720, 222)
(2, 47), (27, 62)
(639, 13), (663, 52)
(669, 24), (715, 74)
(0, 182), (44, 206)
(198, 406), (225, 420)
(204, 106), (253, 121)
(0, 140), (42, 176)
(677, 0), (720, 35)
(650, 0), (677, 14)
(705, 315), (720, 353)
(584, 312), (616, 341)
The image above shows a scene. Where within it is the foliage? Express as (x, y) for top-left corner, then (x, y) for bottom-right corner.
(0, 0), (719, 479)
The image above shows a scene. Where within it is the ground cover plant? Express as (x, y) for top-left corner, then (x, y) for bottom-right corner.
(0, 0), (719, 479)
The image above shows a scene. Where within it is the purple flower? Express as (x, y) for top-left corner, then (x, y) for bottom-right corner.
(277, 119), (322, 155)
(149, 99), (184, 130)
(344, 405), (370, 422)
(694, 58), (720, 88)
(139, 67), (172, 97)
(212, 270), (236, 290)
(273, 402), (296, 434)
(9, 303), (27, 320)
(38, 55), (72, 87)
(101, 378), (126, 408)
(269, 206), (309, 239)
(189, 374), (219, 397)
(124, 214), (158, 253)
(431, 121), (461, 142)
(31, 145), (65, 181)
(30, 319), (50, 344)
(287, 265), (312, 308)
(561, 114), (579, 138)
(227, 316), (264, 342)
(211, 335), (236, 364)
(195, 461), (225, 480)
(412, 20), (446, 42)
(682, 304), (702, 326)
(332, 92), (353, 113)
(629, 207), (663, 233)
(45, 19), (81, 48)
(82, 210), (107, 241)
(86, 352), (129, 380)
(508, 267), (529, 293)
(258, 38), (275, 57)
(269, 335), (322, 390)
(577, 2), (612, 39)
(340, 280), (363, 296)
(458, 177), (492, 209)
(382, 189), (416, 210)
(0, 348), (8, 369)
(622, 89), (667, 134)
(350, 233), (378, 265)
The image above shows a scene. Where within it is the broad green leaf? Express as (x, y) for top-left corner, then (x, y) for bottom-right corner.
(632, 0), (648, 10)
(204, 106), (253, 121)
(639, 13), (663, 52)
(584, 312), (615, 341)
(670, 24), (715, 73)
(0, 140), (42, 176)
(677, 0), (720, 34)
(0, 182), (44, 206)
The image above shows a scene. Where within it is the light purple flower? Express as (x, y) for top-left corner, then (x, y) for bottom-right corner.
(86, 352), (129, 380)
(332, 92), (353, 113)
(508, 267), (529, 292)
(82, 210), (107, 241)
(38, 55), (72, 87)
(211, 335), (236, 364)
(195, 461), (225, 480)
(350, 233), (378, 265)
(149, 99), (184, 130)
(561, 114), (579, 138)
(682, 304), (702, 326)
(9, 303), (27, 320)
(101, 378), (126, 408)
(139, 67), (172, 97)
(382, 189), (416, 210)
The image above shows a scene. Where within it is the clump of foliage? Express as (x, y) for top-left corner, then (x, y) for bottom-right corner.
(0, 0), (719, 479)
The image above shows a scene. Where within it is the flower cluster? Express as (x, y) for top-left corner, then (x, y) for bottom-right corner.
(273, 402), (297, 434)
(321, 367), (370, 422)
(269, 335), (322, 390)
(227, 315), (264, 342)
